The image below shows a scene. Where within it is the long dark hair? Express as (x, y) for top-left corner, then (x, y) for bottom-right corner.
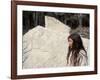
(67, 33), (87, 66)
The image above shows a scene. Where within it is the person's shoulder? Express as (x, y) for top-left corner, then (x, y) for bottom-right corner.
(80, 49), (86, 53)
(79, 49), (87, 57)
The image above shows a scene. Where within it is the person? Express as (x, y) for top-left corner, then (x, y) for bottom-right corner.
(66, 33), (88, 66)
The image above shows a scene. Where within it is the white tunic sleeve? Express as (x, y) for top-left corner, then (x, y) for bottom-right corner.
(77, 50), (88, 66)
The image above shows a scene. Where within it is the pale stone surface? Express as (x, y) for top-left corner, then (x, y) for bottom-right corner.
(45, 16), (70, 33)
(22, 26), (69, 68)
(22, 16), (89, 69)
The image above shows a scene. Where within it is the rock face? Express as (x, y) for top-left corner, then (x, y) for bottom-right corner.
(45, 16), (70, 33)
(22, 16), (89, 69)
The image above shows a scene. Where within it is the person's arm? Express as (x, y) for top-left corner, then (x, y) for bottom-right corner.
(77, 50), (88, 66)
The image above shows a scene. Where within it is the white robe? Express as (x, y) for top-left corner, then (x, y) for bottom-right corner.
(67, 50), (88, 66)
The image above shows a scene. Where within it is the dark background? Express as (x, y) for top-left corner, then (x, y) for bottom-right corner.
(23, 11), (90, 38)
